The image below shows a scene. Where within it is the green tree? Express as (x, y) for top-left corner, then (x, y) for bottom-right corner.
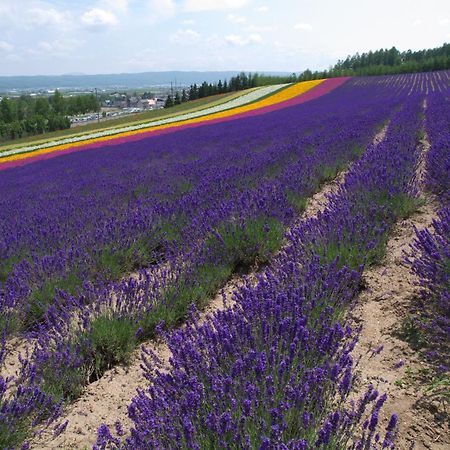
(164, 95), (174, 108)
(34, 98), (50, 117)
(50, 90), (66, 114)
(0, 98), (15, 123)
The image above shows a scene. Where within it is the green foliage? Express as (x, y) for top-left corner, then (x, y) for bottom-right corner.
(24, 272), (81, 328)
(312, 238), (387, 270)
(0, 420), (30, 450)
(139, 264), (233, 340)
(399, 316), (427, 350)
(317, 162), (346, 183)
(94, 238), (161, 280)
(0, 304), (20, 335)
(139, 218), (284, 340)
(374, 192), (424, 219)
(87, 315), (138, 381)
(39, 317), (136, 400)
(352, 145), (365, 157)
(164, 95), (174, 108)
(0, 254), (28, 283)
(212, 216), (285, 272)
(138, 264), (233, 340)
(286, 191), (308, 213)
(0, 90), (99, 142)
(40, 355), (86, 403)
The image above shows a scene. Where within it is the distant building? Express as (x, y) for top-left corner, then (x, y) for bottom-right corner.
(140, 98), (157, 109)
(155, 98), (165, 108)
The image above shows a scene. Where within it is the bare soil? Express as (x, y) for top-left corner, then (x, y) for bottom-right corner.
(350, 131), (449, 449)
(349, 200), (449, 449)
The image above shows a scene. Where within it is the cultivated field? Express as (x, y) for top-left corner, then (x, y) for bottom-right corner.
(0, 72), (448, 449)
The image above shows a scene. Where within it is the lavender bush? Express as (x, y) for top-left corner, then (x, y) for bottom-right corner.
(406, 84), (449, 370)
(409, 207), (450, 369)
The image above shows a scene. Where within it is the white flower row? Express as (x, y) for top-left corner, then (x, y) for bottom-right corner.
(1, 84), (289, 158)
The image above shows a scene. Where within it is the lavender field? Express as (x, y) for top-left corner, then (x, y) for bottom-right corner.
(0, 71), (449, 449)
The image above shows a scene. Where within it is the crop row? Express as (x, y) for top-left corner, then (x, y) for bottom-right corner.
(0, 71), (447, 448)
(407, 87), (449, 373)
(94, 84), (427, 448)
(1, 80), (399, 449)
(1, 79), (398, 338)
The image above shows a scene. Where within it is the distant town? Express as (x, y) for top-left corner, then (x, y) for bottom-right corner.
(70, 89), (173, 126)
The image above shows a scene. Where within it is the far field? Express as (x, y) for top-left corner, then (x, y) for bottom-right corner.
(0, 90), (249, 151)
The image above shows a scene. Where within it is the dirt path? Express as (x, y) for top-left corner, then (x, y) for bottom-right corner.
(350, 129), (449, 449)
(1, 337), (31, 381)
(29, 126), (390, 449)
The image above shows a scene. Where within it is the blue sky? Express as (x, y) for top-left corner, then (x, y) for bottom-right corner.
(0, 0), (449, 76)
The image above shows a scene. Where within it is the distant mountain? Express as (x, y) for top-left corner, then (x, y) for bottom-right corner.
(0, 71), (291, 92)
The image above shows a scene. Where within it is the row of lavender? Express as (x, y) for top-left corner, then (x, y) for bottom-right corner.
(4, 71), (448, 335)
(94, 88), (429, 446)
(408, 87), (449, 372)
(0, 72), (445, 448)
(0, 80), (405, 337)
(0, 78), (405, 448)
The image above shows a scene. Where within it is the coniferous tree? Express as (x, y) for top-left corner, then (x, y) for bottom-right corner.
(164, 95), (174, 108)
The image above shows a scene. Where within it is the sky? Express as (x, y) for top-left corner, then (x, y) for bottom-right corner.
(0, 0), (449, 76)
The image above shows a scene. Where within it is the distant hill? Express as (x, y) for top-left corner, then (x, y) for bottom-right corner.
(0, 71), (291, 92)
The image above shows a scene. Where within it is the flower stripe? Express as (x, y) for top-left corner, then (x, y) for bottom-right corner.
(0, 78), (349, 170)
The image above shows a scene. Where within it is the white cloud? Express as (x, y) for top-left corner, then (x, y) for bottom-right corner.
(149, 0), (176, 17)
(0, 2), (73, 31)
(247, 24), (277, 32)
(81, 8), (118, 29)
(227, 14), (247, 24)
(184, 0), (249, 12)
(412, 19), (422, 27)
(294, 22), (313, 31)
(170, 28), (201, 44)
(28, 39), (83, 57)
(100, 0), (129, 13)
(26, 7), (71, 28)
(225, 33), (263, 46)
(255, 5), (269, 12)
(0, 41), (14, 52)
(182, 19), (195, 24)
(439, 18), (450, 26)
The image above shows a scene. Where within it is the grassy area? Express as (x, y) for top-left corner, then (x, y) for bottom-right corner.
(0, 90), (255, 151)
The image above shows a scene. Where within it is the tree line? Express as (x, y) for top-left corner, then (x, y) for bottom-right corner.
(306, 42), (449, 79)
(164, 72), (298, 107)
(0, 90), (100, 141)
(165, 43), (449, 107)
